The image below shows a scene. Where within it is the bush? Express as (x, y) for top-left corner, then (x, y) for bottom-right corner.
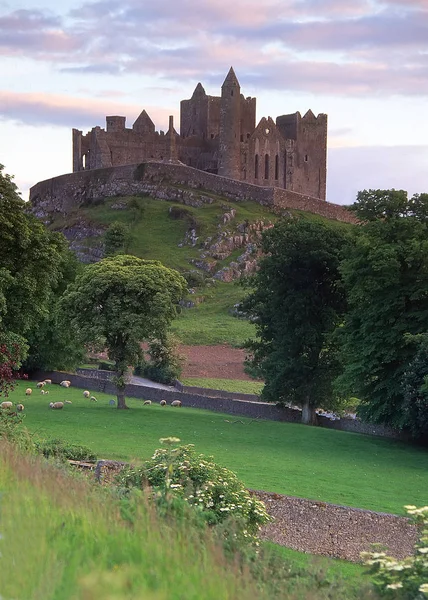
(0, 407), (35, 453)
(36, 438), (97, 462)
(363, 505), (428, 598)
(134, 334), (184, 384)
(116, 440), (271, 542)
(98, 360), (115, 372)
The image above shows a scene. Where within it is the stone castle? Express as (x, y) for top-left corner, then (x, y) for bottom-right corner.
(72, 67), (327, 200)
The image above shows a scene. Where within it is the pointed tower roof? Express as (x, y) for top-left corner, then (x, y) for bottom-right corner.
(222, 66), (240, 88)
(133, 109), (155, 133)
(192, 82), (206, 98)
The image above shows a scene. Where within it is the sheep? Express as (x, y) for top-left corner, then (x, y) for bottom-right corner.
(90, 396), (97, 402)
(40, 389), (49, 395)
(25, 388), (32, 396)
(36, 381), (46, 388)
(43, 379), (52, 385)
(160, 400), (167, 406)
(65, 400), (72, 404)
(143, 400), (152, 406)
(1, 401), (13, 409)
(60, 380), (71, 388)
(49, 402), (64, 410)
(83, 390), (90, 398)
(16, 404), (24, 412)
(171, 400), (182, 407)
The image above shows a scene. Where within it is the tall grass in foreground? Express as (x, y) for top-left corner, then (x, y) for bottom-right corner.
(0, 442), (258, 600)
(0, 442), (378, 600)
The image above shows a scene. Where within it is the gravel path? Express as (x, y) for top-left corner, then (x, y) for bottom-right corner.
(252, 490), (418, 562)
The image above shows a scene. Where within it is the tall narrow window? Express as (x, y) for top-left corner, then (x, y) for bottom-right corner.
(275, 154), (279, 180)
(264, 154), (269, 179)
(255, 154), (259, 179)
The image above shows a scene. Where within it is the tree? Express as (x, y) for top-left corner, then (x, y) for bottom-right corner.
(337, 190), (428, 433)
(104, 221), (130, 256)
(0, 332), (28, 398)
(400, 334), (428, 437)
(61, 255), (187, 409)
(242, 217), (350, 424)
(0, 164), (71, 337)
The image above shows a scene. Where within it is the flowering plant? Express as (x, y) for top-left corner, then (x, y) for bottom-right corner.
(117, 440), (272, 541)
(362, 505), (428, 598)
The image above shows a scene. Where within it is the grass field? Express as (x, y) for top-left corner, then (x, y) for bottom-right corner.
(181, 377), (264, 394)
(11, 381), (428, 515)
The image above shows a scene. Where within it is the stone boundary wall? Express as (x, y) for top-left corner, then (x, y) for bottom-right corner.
(29, 161), (357, 224)
(33, 370), (421, 442)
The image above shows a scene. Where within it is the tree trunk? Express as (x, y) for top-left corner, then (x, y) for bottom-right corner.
(115, 363), (129, 409)
(301, 397), (318, 425)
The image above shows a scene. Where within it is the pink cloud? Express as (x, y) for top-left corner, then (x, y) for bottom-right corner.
(0, 90), (176, 130)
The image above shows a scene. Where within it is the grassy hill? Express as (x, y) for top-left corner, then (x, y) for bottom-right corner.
(49, 192), (352, 346)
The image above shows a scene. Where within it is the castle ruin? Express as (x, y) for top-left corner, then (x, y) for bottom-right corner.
(72, 67), (327, 200)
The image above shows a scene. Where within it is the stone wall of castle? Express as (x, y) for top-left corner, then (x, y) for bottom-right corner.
(30, 161), (358, 225)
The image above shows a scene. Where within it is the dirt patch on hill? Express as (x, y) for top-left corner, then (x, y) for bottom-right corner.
(180, 344), (252, 380)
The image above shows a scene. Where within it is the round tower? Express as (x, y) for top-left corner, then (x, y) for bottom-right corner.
(218, 67), (241, 180)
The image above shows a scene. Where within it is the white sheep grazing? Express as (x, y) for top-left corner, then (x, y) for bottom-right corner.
(40, 389), (49, 395)
(50, 402), (64, 410)
(171, 400), (182, 407)
(36, 381), (45, 388)
(16, 404), (24, 412)
(83, 390), (90, 398)
(60, 380), (71, 388)
(43, 379), (52, 385)
(25, 388), (32, 396)
(143, 400), (152, 405)
(90, 396), (97, 402)
(160, 400), (167, 406)
(1, 401), (13, 409)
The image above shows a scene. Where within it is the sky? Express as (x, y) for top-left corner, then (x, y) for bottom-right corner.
(1, 0), (427, 205)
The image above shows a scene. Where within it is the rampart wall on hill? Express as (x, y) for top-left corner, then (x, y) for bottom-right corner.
(30, 161), (358, 224)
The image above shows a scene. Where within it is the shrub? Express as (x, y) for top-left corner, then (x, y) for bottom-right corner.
(116, 440), (271, 542)
(36, 438), (97, 462)
(98, 360), (115, 372)
(363, 505), (428, 598)
(0, 407), (35, 453)
(134, 334), (184, 384)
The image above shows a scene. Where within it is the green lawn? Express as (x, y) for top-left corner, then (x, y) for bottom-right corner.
(181, 377), (263, 395)
(11, 381), (428, 515)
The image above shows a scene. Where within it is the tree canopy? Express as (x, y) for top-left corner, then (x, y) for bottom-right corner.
(61, 255), (187, 408)
(242, 217), (350, 424)
(337, 191), (428, 432)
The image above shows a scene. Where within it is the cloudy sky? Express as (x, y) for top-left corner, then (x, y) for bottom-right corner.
(1, 0), (427, 205)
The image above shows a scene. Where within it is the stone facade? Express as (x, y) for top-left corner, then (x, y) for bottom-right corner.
(72, 67), (328, 200)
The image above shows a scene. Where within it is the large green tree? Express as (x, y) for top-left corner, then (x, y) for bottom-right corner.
(242, 217), (350, 424)
(0, 164), (76, 373)
(337, 190), (428, 433)
(0, 164), (70, 337)
(61, 255), (187, 409)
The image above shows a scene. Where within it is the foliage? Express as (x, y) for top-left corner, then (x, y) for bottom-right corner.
(0, 332), (28, 397)
(104, 221), (130, 255)
(0, 405), (35, 452)
(36, 437), (97, 462)
(400, 334), (428, 437)
(242, 217), (350, 423)
(135, 333), (184, 384)
(337, 191), (428, 433)
(363, 505), (428, 599)
(349, 189), (428, 223)
(116, 440), (272, 540)
(0, 164), (72, 338)
(61, 255), (187, 408)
